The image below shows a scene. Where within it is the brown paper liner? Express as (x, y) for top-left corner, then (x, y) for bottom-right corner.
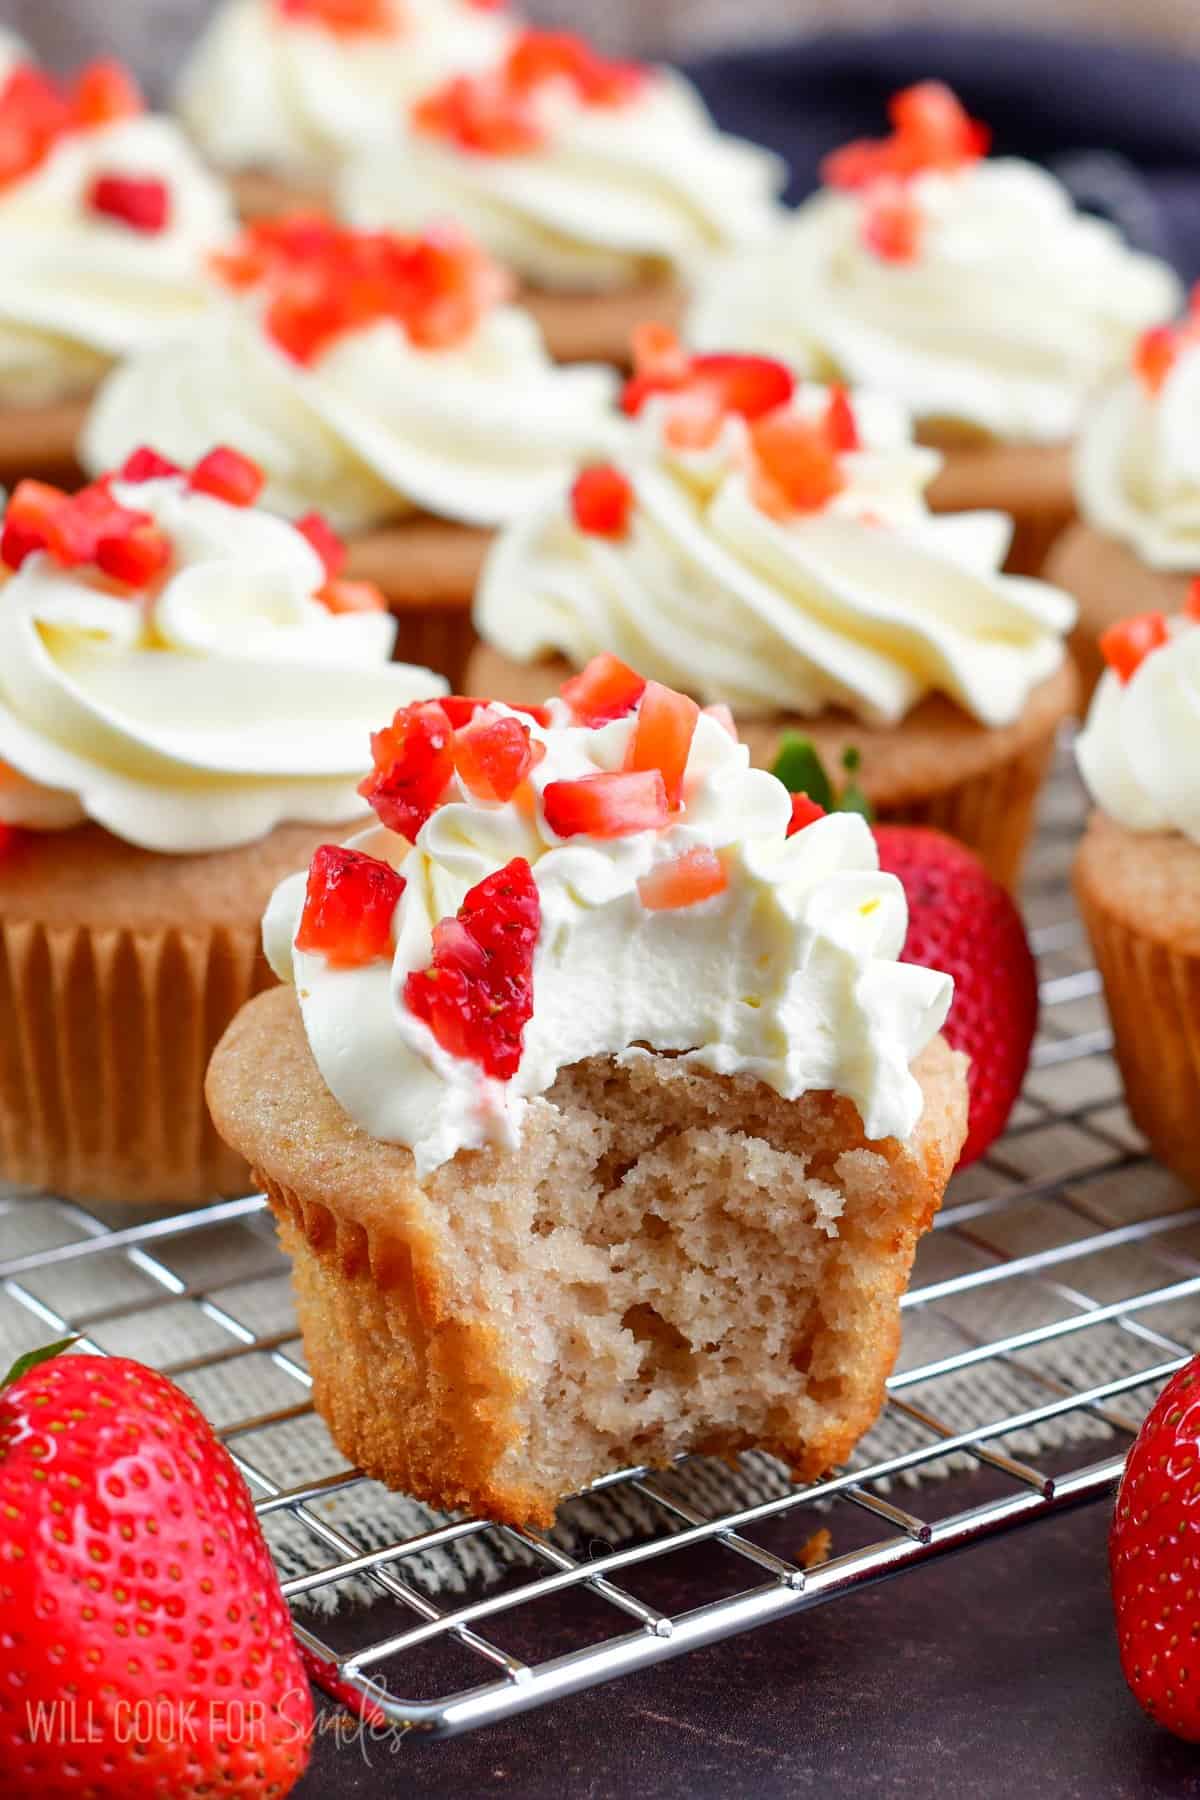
(465, 644), (1078, 891)
(0, 395), (89, 489)
(229, 167), (333, 220)
(346, 515), (489, 688)
(1075, 814), (1200, 1194)
(1044, 521), (1193, 710)
(0, 821), (343, 1206)
(921, 433), (1076, 578)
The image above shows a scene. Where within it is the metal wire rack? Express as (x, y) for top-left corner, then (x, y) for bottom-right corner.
(1, 746), (1197, 1742)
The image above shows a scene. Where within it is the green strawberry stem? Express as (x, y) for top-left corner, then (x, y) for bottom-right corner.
(771, 735), (875, 822)
(1, 1337), (78, 1389)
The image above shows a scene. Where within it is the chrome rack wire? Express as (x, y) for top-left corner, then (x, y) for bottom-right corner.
(2, 743), (1196, 1740)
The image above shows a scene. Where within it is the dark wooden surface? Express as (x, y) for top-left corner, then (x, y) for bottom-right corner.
(290, 1492), (1200, 1799)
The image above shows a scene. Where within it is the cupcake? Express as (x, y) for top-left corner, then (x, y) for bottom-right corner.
(467, 331), (1078, 889)
(688, 82), (1180, 576)
(0, 445), (445, 1205)
(206, 681), (967, 1526)
(1045, 290), (1200, 705)
(81, 214), (622, 687)
(337, 26), (785, 367)
(175, 0), (514, 219)
(0, 35), (235, 488)
(1075, 606), (1200, 1193)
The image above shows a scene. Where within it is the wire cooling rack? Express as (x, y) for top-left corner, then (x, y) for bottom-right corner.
(2, 742), (1198, 1742)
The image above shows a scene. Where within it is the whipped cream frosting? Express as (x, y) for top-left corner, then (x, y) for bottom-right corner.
(0, 476), (447, 853)
(340, 69), (785, 292)
(0, 73), (235, 406)
(176, 0), (513, 174)
(1075, 344), (1200, 570)
(688, 160), (1180, 444)
(265, 701), (953, 1172)
(1076, 619), (1200, 843)
(476, 383), (1076, 727)
(82, 301), (623, 534)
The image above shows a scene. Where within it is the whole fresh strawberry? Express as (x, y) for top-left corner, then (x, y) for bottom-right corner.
(0, 1344), (313, 1798)
(1110, 1357), (1200, 1740)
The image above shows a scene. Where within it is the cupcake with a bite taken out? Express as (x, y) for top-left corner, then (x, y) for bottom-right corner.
(81, 214), (622, 686)
(1075, 604), (1200, 1193)
(207, 672), (967, 1526)
(0, 34), (234, 487)
(0, 443), (445, 1205)
(468, 328), (1078, 889)
(688, 82), (1180, 576)
(337, 26), (785, 367)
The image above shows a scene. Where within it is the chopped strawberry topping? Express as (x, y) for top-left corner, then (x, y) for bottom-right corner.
(1099, 611), (1170, 684)
(504, 29), (645, 108)
(625, 681), (699, 810)
(71, 58), (142, 127)
(748, 413), (846, 518)
(87, 173), (169, 233)
(560, 654), (647, 726)
(453, 712), (543, 804)
(441, 696), (553, 728)
(295, 844), (406, 969)
(358, 700), (454, 840)
(276, 0), (393, 33)
(861, 187), (923, 262)
(1187, 577), (1200, 622)
(1, 480), (67, 570)
(704, 701), (738, 739)
(188, 446), (265, 507)
(405, 857), (540, 1080)
(318, 577), (387, 614)
(786, 793), (827, 835)
(822, 80), (990, 191)
(0, 57), (144, 191)
(295, 511), (346, 580)
(543, 770), (669, 839)
(622, 328), (795, 429)
(1, 477), (170, 590)
(93, 518), (171, 587)
(119, 445), (182, 482)
(571, 464), (635, 538)
(414, 29), (645, 157)
(823, 384), (860, 452)
(637, 846), (728, 911)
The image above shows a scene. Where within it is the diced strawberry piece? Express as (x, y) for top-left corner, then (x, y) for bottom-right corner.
(295, 843), (406, 968)
(571, 464), (634, 538)
(358, 699), (454, 840)
(404, 857), (539, 1079)
(625, 680), (699, 810)
(862, 188), (923, 262)
(631, 321), (689, 384)
(1134, 324), (1178, 395)
(0, 64), (72, 188)
(821, 137), (896, 191)
(690, 353), (795, 422)
(319, 577), (386, 614)
(823, 384), (860, 452)
(453, 714), (541, 803)
(119, 445), (182, 482)
(441, 696), (553, 729)
(749, 414), (845, 518)
(1099, 611), (1170, 684)
(188, 446), (265, 506)
(543, 769), (669, 839)
(504, 30), (645, 107)
(637, 846), (727, 911)
(786, 793), (827, 835)
(662, 384), (726, 452)
(276, 0), (393, 32)
(623, 345), (793, 430)
(87, 172), (169, 233)
(413, 73), (544, 156)
(94, 519), (171, 588)
(46, 481), (131, 565)
(703, 702), (738, 739)
(890, 81), (990, 169)
(265, 287), (344, 364)
(560, 653), (647, 725)
(1187, 577), (1200, 622)
(1, 479), (66, 569)
(71, 58), (142, 128)
(295, 510), (346, 579)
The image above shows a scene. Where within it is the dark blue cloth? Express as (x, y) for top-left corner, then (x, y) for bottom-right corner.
(683, 24), (1200, 282)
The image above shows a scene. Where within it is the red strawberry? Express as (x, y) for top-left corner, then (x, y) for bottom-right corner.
(295, 843), (406, 967)
(358, 699), (454, 841)
(570, 464), (634, 538)
(118, 445), (182, 483)
(1099, 611), (1170, 685)
(624, 680), (698, 810)
(559, 654), (646, 726)
(188, 447), (265, 507)
(1110, 1355), (1200, 1740)
(0, 1343), (313, 1797)
(543, 770), (669, 839)
(637, 846), (727, 911)
(294, 509), (346, 579)
(453, 712), (541, 804)
(873, 825), (1037, 1168)
(86, 173), (170, 234)
(405, 856), (539, 1078)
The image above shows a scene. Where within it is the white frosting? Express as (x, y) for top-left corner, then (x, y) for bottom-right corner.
(476, 384), (1076, 728)
(82, 301), (623, 534)
(265, 704), (952, 1172)
(1077, 619), (1200, 843)
(1075, 345), (1200, 570)
(0, 110), (235, 405)
(340, 70), (785, 291)
(176, 0), (513, 173)
(688, 160), (1180, 445)
(0, 477), (447, 853)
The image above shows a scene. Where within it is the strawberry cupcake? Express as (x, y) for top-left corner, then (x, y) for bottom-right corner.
(0, 445), (445, 1206)
(207, 677), (967, 1526)
(1046, 289), (1200, 704)
(338, 27), (785, 366)
(1075, 605), (1200, 1192)
(176, 0), (514, 218)
(81, 214), (622, 686)
(0, 36), (234, 488)
(688, 83), (1180, 576)
(467, 331), (1078, 888)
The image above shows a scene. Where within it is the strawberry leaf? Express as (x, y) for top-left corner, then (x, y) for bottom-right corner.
(1, 1337), (77, 1389)
(771, 734), (833, 811)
